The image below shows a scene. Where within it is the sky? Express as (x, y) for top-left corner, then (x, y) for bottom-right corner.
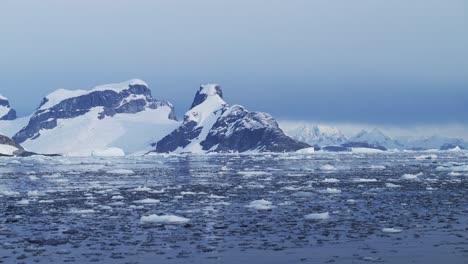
(0, 0), (467, 138)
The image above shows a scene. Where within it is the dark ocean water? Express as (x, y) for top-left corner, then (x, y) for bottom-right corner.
(0, 152), (467, 263)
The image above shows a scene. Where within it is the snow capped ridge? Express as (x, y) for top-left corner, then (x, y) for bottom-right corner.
(0, 133), (24, 156)
(155, 85), (309, 153)
(282, 123), (347, 146)
(38, 79), (150, 111)
(345, 128), (402, 150)
(190, 84), (224, 109)
(12, 79), (179, 155)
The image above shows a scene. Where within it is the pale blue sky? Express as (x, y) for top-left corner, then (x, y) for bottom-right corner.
(0, 0), (467, 126)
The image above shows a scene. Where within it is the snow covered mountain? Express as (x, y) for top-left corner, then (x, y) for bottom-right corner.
(12, 79), (179, 156)
(281, 124), (347, 146)
(344, 128), (403, 150)
(398, 136), (468, 150)
(0, 133), (23, 156)
(154, 84), (310, 153)
(0, 94), (17, 121)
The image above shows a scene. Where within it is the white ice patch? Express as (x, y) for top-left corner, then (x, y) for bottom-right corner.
(140, 214), (190, 224)
(68, 209), (95, 214)
(319, 188), (341, 194)
(246, 199), (275, 210)
(353, 178), (378, 183)
(401, 172), (422, 180)
(382, 227), (402, 233)
(320, 164), (336, 171)
(304, 212), (330, 220)
(238, 171), (271, 177)
(385, 183), (401, 188)
(133, 198), (160, 204)
(91, 148), (125, 157)
(107, 169), (135, 175)
(323, 178), (340, 183)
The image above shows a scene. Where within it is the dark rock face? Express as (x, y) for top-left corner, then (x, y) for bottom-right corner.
(200, 106), (309, 153)
(155, 86), (310, 153)
(13, 83), (176, 144)
(341, 142), (387, 151)
(0, 98), (17, 120)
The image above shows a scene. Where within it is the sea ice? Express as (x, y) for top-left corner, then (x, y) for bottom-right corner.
(382, 227), (402, 233)
(246, 199), (275, 210)
(304, 212), (330, 220)
(140, 214), (190, 224)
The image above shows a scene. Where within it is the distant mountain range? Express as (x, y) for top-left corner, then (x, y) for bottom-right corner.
(282, 123), (467, 151)
(0, 80), (466, 156)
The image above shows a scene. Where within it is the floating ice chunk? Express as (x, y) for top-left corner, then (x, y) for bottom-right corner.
(17, 199), (30, 205)
(133, 198), (160, 204)
(382, 227), (402, 233)
(369, 165), (386, 170)
(132, 186), (151, 192)
(292, 191), (315, 197)
(181, 191), (197, 195)
(353, 178), (378, 183)
(107, 169), (135, 175)
(29, 175), (39, 181)
(319, 188), (341, 194)
(320, 164), (336, 171)
(140, 214), (190, 224)
(385, 183), (401, 188)
(323, 178), (340, 183)
(401, 172), (422, 180)
(246, 199), (275, 210)
(296, 147), (315, 154)
(208, 194), (226, 199)
(238, 171), (271, 177)
(27, 190), (44, 197)
(91, 147), (125, 157)
(448, 172), (461, 177)
(111, 195), (124, 200)
(38, 200), (54, 203)
(415, 154), (437, 160)
(68, 209), (95, 214)
(304, 212), (330, 220)
(0, 190), (20, 196)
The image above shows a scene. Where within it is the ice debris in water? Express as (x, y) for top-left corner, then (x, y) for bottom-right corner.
(320, 164), (336, 171)
(304, 212), (330, 220)
(382, 227), (402, 233)
(246, 199), (275, 210)
(319, 188), (341, 194)
(140, 214), (190, 224)
(107, 169), (135, 175)
(401, 172), (422, 180)
(133, 198), (160, 204)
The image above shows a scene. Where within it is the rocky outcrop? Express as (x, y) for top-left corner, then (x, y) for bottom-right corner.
(154, 84), (310, 153)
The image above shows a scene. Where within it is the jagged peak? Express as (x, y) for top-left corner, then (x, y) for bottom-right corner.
(190, 84), (224, 109)
(38, 79), (150, 111)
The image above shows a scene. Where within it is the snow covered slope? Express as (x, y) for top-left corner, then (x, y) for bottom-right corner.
(344, 129), (403, 150)
(281, 123), (347, 146)
(13, 79), (179, 156)
(0, 94), (17, 121)
(0, 133), (23, 156)
(154, 84), (310, 153)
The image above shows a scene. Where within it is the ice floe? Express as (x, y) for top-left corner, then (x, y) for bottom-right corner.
(140, 214), (190, 224)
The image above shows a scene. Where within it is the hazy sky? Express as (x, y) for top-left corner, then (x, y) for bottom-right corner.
(1, 1), (467, 128)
